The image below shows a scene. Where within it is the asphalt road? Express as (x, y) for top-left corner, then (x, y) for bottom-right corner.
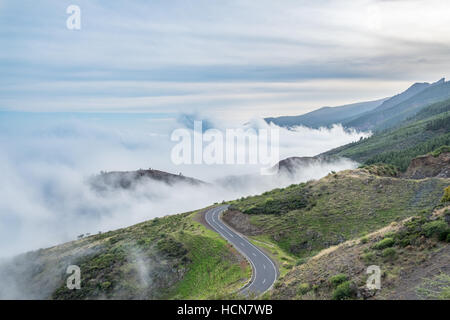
(204, 205), (278, 296)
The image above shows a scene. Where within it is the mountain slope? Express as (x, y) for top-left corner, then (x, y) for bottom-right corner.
(323, 98), (450, 171)
(265, 78), (450, 133)
(0, 209), (250, 299)
(264, 98), (386, 129)
(227, 169), (448, 259)
(2, 159), (448, 300)
(270, 205), (450, 300)
(344, 78), (450, 131)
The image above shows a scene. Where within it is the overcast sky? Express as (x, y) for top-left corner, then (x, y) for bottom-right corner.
(1, 0), (450, 119)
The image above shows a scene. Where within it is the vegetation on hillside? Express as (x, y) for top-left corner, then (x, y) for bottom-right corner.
(228, 169), (448, 259)
(270, 205), (450, 300)
(1, 210), (250, 300)
(324, 98), (450, 171)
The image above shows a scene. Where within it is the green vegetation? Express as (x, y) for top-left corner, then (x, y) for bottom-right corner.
(230, 183), (312, 215)
(373, 237), (395, 250)
(324, 98), (450, 171)
(332, 281), (355, 300)
(297, 283), (311, 295)
(329, 274), (348, 287)
(271, 204), (450, 300)
(422, 220), (449, 241)
(442, 186), (450, 203)
(417, 273), (450, 300)
(359, 163), (399, 177)
(13, 209), (250, 300)
(430, 146), (450, 157)
(381, 247), (397, 259)
(343, 80), (450, 131)
(169, 228), (250, 299)
(228, 170), (448, 258)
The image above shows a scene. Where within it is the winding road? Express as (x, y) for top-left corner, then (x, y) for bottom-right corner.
(204, 205), (278, 296)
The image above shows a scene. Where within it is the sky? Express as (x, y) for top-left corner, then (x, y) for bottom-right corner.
(1, 0), (450, 119)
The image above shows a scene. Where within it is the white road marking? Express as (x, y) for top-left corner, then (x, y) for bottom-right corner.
(205, 206), (278, 295)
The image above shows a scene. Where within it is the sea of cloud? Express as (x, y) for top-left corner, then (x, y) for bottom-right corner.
(0, 112), (369, 258)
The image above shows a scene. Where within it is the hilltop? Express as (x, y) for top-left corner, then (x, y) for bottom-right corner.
(90, 168), (206, 191)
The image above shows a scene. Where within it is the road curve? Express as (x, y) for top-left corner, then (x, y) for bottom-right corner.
(205, 205), (278, 296)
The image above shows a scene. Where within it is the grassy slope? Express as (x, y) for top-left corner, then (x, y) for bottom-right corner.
(2, 210), (250, 299)
(229, 169), (449, 262)
(323, 98), (450, 171)
(270, 206), (450, 300)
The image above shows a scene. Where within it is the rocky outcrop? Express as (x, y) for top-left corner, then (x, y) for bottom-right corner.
(403, 152), (450, 179)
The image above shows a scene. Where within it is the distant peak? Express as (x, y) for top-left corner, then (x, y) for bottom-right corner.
(432, 77), (445, 85)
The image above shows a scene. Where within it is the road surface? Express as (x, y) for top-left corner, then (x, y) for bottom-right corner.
(204, 205), (278, 296)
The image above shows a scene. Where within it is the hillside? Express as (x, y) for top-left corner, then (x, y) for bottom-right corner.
(264, 78), (450, 133)
(322, 98), (450, 171)
(226, 169), (449, 262)
(0, 209), (250, 299)
(344, 78), (450, 131)
(270, 205), (450, 300)
(265, 98), (385, 129)
(1, 159), (448, 300)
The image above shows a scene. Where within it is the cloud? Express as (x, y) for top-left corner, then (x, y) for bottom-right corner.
(1, 0), (450, 115)
(0, 112), (368, 258)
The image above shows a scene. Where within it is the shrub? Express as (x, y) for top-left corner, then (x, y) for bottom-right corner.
(360, 236), (369, 244)
(399, 238), (411, 247)
(297, 283), (311, 295)
(422, 220), (449, 241)
(295, 257), (308, 266)
(332, 281), (355, 300)
(329, 274), (348, 287)
(361, 252), (375, 264)
(264, 197), (275, 206)
(373, 237), (395, 250)
(442, 186), (450, 203)
(430, 146), (450, 157)
(100, 281), (111, 290)
(382, 247), (397, 259)
(447, 234), (450, 243)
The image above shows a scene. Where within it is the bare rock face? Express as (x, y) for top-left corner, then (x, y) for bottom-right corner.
(221, 210), (263, 236)
(403, 153), (450, 179)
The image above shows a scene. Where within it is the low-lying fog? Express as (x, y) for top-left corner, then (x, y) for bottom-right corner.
(0, 113), (369, 258)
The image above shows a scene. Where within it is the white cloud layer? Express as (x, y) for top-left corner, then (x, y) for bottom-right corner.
(0, 113), (367, 258)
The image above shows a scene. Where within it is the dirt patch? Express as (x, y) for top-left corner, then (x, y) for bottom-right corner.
(386, 245), (450, 299)
(222, 210), (263, 236)
(403, 152), (450, 179)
